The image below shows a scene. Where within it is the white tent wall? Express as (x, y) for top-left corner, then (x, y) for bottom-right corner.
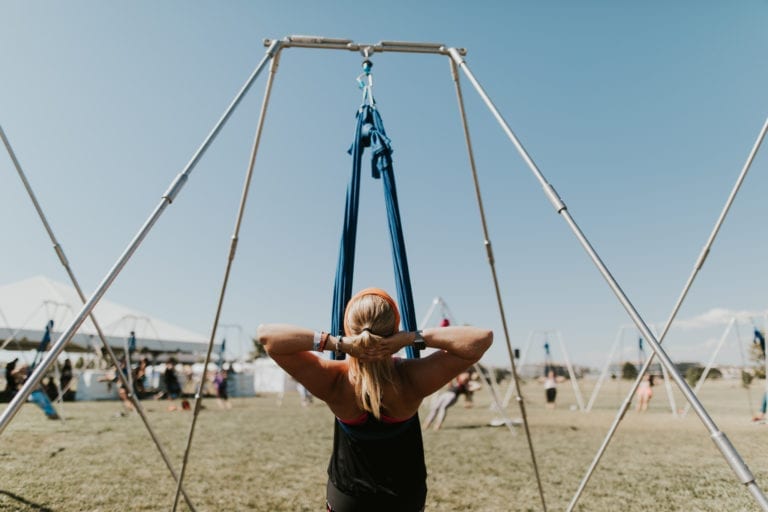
(0, 276), (217, 354)
(75, 370), (119, 401)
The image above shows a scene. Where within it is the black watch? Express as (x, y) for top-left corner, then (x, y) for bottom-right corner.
(412, 330), (426, 351)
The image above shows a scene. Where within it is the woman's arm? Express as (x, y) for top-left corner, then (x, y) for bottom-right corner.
(394, 326), (493, 399)
(255, 324), (346, 402)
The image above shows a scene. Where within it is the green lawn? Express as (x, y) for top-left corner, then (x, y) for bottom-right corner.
(0, 378), (766, 511)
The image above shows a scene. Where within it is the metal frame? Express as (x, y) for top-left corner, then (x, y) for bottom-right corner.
(514, 329), (586, 411)
(584, 324), (677, 414)
(567, 114), (768, 510)
(0, 126), (197, 511)
(0, 35), (764, 511)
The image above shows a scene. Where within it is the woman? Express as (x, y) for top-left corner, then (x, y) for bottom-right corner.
(544, 369), (557, 410)
(257, 288), (492, 512)
(421, 371), (472, 431)
(635, 373), (654, 412)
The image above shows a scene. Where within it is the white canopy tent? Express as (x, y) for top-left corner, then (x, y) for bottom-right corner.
(0, 275), (217, 355)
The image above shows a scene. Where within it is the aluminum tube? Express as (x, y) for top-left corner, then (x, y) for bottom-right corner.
(171, 46), (283, 512)
(0, 42), (280, 438)
(556, 331), (585, 410)
(1, 124), (199, 509)
(264, 36), (464, 56)
(682, 318), (735, 416)
(586, 327), (623, 411)
(568, 114), (768, 510)
(419, 298), (439, 329)
(449, 57), (546, 511)
(448, 48), (768, 510)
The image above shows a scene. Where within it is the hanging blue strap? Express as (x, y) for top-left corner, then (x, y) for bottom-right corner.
(31, 320), (53, 370)
(331, 105), (419, 359)
(755, 329), (765, 357)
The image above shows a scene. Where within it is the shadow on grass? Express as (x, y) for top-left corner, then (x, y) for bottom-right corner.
(0, 490), (54, 512)
(445, 424), (497, 430)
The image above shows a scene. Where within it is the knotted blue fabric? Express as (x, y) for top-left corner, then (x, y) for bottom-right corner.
(331, 105), (419, 359)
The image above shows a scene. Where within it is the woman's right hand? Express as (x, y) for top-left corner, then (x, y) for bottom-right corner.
(353, 331), (411, 361)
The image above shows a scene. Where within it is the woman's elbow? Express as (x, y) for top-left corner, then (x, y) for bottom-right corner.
(255, 324), (272, 352)
(476, 329), (493, 356)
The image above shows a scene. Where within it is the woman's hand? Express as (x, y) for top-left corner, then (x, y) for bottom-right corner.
(342, 331), (411, 361)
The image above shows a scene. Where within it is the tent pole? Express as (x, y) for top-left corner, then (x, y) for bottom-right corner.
(449, 57), (547, 511)
(447, 47), (768, 511)
(171, 43), (283, 512)
(566, 114), (768, 510)
(1, 125), (202, 509)
(0, 40), (281, 442)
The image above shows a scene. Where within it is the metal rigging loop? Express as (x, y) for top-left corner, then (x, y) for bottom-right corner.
(356, 46), (375, 107)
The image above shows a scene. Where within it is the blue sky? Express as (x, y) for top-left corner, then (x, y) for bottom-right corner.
(1, 1), (767, 368)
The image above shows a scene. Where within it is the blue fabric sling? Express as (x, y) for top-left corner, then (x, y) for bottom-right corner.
(330, 104), (419, 360)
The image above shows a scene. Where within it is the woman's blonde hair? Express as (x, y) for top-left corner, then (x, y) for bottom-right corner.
(344, 290), (399, 419)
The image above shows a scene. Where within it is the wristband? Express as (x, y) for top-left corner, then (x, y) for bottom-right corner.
(312, 331), (322, 352)
(319, 331), (330, 352)
(412, 330), (426, 351)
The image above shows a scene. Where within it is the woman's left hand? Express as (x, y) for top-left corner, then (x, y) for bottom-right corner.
(345, 331), (410, 361)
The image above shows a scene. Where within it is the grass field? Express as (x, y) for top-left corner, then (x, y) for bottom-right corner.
(0, 378), (766, 511)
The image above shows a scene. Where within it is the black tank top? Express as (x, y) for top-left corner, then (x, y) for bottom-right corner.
(327, 412), (427, 511)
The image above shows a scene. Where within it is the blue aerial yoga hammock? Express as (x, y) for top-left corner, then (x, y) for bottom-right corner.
(29, 320), (60, 419)
(330, 103), (419, 359)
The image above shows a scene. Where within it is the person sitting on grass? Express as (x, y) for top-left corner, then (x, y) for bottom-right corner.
(257, 287), (492, 512)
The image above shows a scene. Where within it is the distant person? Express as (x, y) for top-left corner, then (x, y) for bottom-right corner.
(752, 392), (767, 423)
(257, 287), (492, 511)
(214, 369), (231, 410)
(134, 357), (148, 395)
(97, 359), (134, 416)
(163, 359), (181, 400)
(60, 358), (73, 400)
(4, 358), (20, 396)
(636, 374), (654, 412)
(544, 369), (557, 410)
(44, 376), (58, 400)
(422, 371), (473, 431)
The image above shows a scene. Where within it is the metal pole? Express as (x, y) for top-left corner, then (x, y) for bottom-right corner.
(555, 330), (585, 411)
(566, 114), (768, 510)
(0, 39), (282, 440)
(502, 329), (534, 408)
(681, 318), (736, 417)
(446, 48), (768, 511)
(586, 326), (624, 411)
(419, 298), (440, 331)
(449, 57), (547, 512)
(1, 125), (199, 509)
(171, 45), (283, 512)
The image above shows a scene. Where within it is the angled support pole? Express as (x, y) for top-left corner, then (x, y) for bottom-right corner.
(448, 58), (546, 511)
(0, 38), (282, 451)
(567, 114), (768, 510)
(171, 42), (283, 511)
(0, 125), (197, 509)
(446, 48), (768, 511)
